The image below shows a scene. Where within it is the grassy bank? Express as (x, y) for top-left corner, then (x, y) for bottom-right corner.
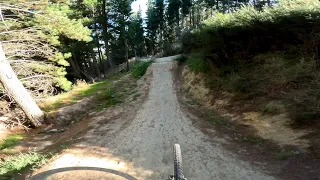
(182, 0), (320, 126)
(0, 152), (48, 179)
(40, 59), (153, 112)
(0, 134), (24, 151)
(38, 74), (123, 112)
(131, 61), (153, 78)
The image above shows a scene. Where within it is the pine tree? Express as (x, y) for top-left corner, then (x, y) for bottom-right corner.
(0, 0), (91, 126)
(155, 0), (165, 51)
(166, 0), (181, 41)
(108, 0), (132, 69)
(146, 0), (158, 55)
(128, 7), (146, 57)
(0, 1), (91, 95)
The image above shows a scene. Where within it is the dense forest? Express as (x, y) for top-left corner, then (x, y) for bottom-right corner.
(0, 0), (145, 127)
(0, 0), (145, 92)
(0, 0), (319, 127)
(145, 0), (277, 55)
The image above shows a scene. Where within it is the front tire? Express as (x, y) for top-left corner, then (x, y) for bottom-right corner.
(174, 144), (184, 180)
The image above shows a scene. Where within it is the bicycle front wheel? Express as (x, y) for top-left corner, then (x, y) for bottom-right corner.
(173, 144), (184, 180)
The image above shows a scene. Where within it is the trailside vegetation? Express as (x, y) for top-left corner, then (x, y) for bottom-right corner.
(182, 0), (320, 125)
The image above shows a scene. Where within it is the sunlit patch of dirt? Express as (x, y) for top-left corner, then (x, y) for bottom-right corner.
(242, 112), (309, 148)
(31, 147), (153, 180)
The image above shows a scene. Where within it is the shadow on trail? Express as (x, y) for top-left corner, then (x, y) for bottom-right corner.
(27, 167), (137, 180)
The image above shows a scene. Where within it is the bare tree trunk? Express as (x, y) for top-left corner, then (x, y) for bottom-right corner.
(216, 0), (219, 11)
(160, 23), (164, 52)
(125, 38), (129, 72)
(222, 0), (226, 12)
(134, 48), (137, 59)
(0, 43), (43, 127)
(181, 16), (185, 32)
(192, 6), (195, 27)
(94, 22), (106, 75)
(92, 56), (101, 78)
(102, 0), (112, 68)
(97, 46), (106, 76)
(225, 0), (230, 13)
(189, 11), (192, 26)
(68, 57), (81, 79)
(197, 5), (200, 26)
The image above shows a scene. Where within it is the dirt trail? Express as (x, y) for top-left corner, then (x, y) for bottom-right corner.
(28, 56), (276, 180)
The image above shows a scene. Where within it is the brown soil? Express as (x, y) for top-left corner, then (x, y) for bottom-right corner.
(174, 64), (320, 180)
(1, 72), (152, 179)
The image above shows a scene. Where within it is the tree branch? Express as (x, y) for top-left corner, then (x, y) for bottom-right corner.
(0, 8), (8, 31)
(20, 74), (53, 81)
(9, 60), (52, 64)
(0, 4), (43, 15)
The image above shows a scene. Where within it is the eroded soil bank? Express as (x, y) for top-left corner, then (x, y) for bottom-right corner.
(177, 64), (320, 180)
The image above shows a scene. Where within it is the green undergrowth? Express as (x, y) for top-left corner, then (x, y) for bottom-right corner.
(174, 55), (188, 64)
(94, 75), (139, 110)
(186, 53), (209, 73)
(262, 101), (286, 114)
(0, 152), (48, 179)
(207, 110), (229, 126)
(39, 74), (124, 112)
(94, 87), (122, 110)
(242, 135), (266, 145)
(182, 0), (320, 126)
(40, 70), (140, 112)
(185, 52), (320, 125)
(183, 0), (320, 65)
(276, 150), (298, 160)
(0, 134), (24, 151)
(132, 61), (153, 78)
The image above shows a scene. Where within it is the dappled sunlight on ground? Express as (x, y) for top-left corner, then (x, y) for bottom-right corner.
(242, 112), (310, 148)
(31, 146), (154, 180)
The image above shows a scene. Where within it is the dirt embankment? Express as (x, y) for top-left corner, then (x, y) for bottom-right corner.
(179, 65), (320, 180)
(182, 67), (309, 148)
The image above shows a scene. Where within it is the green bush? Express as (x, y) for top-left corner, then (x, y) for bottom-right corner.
(186, 53), (209, 73)
(132, 61), (153, 78)
(263, 102), (286, 114)
(95, 88), (122, 110)
(228, 75), (251, 93)
(162, 43), (182, 57)
(182, 0), (320, 125)
(0, 152), (48, 178)
(276, 150), (298, 160)
(182, 0), (320, 67)
(175, 55), (188, 64)
(0, 134), (24, 150)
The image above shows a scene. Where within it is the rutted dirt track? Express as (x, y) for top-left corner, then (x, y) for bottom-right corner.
(28, 56), (276, 180)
